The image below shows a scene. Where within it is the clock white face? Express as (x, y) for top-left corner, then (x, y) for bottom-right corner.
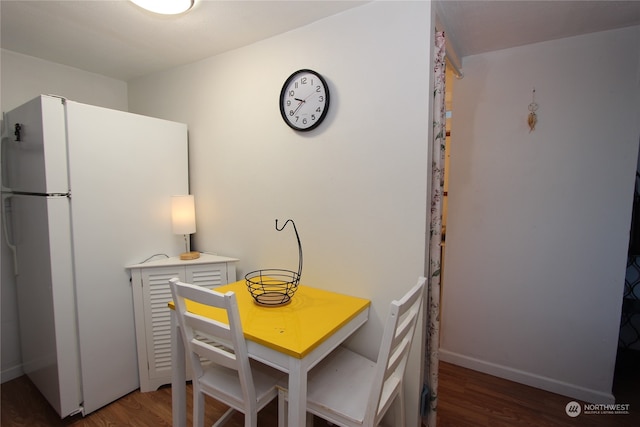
(279, 69), (330, 131)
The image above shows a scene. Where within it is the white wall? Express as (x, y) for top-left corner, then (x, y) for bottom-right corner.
(1, 49), (128, 112)
(128, 1), (432, 424)
(441, 26), (640, 403)
(0, 49), (128, 382)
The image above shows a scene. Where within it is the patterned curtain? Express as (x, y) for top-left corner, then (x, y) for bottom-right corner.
(424, 30), (446, 427)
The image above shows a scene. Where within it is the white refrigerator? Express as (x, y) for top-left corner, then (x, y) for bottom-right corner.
(1, 95), (189, 417)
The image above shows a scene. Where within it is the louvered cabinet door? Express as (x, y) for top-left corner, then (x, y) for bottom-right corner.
(127, 255), (238, 392)
(141, 266), (185, 391)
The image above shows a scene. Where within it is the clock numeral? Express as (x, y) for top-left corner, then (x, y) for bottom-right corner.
(286, 100), (292, 107)
(315, 85), (322, 93)
(301, 77), (308, 85)
(315, 107), (322, 113)
(318, 96), (324, 102)
(288, 90), (295, 97)
(311, 114), (316, 121)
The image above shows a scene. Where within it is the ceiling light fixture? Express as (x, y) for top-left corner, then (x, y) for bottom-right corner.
(130, 0), (194, 15)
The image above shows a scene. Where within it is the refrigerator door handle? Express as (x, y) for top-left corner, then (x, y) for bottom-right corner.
(1, 113), (11, 192)
(0, 137), (7, 192)
(1, 193), (18, 275)
(1, 113), (19, 193)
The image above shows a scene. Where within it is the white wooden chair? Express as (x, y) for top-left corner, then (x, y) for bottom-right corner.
(278, 276), (426, 427)
(169, 278), (285, 427)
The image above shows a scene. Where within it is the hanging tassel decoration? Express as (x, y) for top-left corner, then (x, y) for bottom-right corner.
(528, 89), (538, 132)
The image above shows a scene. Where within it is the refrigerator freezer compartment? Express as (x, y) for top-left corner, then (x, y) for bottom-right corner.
(2, 96), (70, 194)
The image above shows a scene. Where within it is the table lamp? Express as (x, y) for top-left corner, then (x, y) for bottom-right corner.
(171, 195), (200, 260)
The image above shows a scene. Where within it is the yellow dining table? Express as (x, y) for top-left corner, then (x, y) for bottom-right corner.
(170, 279), (370, 427)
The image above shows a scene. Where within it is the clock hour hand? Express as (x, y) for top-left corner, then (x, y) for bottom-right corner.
(292, 99), (305, 115)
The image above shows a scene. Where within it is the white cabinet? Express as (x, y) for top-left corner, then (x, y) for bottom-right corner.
(127, 254), (238, 392)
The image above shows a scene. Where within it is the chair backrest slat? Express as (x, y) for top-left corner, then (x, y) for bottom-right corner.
(184, 312), (238, 370)
(366, 276), (426, 425)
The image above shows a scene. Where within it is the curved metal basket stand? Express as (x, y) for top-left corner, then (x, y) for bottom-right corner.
(245, 219), (303, 306)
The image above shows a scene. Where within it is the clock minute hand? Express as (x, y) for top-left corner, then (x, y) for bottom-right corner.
(292, 99), (305, 115)
(305, 92), (316, 101)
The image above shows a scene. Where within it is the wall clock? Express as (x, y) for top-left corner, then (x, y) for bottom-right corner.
(279, 69), (330, 132)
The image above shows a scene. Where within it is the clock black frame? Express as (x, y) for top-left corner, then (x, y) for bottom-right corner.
(279, 69), (330, 132)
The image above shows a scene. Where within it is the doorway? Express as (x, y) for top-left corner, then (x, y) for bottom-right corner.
(614, 146), (640, 407)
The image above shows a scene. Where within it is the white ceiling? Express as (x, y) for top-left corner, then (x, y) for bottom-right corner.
(0, 0), (369, 81)
(436, 0), (640, 67)
(1, 0), (639, 82)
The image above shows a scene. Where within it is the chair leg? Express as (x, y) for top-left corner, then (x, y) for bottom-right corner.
(193, 387), (205, 427)
(277, 388), (287, 427)
(244, 409), (258, 427)
(277, 387), (313, 427)
(394, 388), (406, 427)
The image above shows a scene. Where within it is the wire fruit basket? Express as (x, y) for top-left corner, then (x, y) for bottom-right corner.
(245, 219), (303, 306)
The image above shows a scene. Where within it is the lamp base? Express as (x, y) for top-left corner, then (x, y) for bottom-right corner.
(180, 251), (200, 260)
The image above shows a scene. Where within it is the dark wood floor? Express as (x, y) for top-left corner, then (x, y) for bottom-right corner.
(437, 353), (640, 427)
(2, 359), (639, 426)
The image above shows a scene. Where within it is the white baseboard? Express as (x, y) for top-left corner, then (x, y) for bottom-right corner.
(1, 364), (24, 384)
(439, 349), (615, 404)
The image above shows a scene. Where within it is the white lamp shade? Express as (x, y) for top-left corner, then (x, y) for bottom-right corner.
(130, 0), (194, 15)
(171, 195), (196, 235)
